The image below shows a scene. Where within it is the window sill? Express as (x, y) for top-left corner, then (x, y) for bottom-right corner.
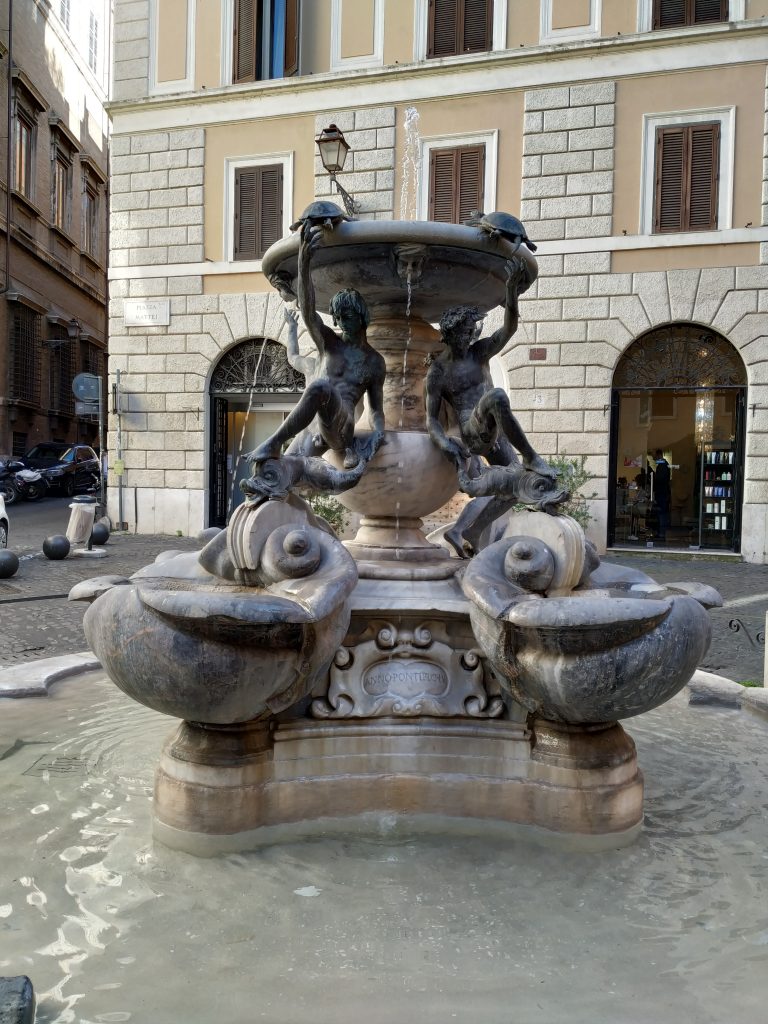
(80, 249), (105, 273)
(11, 189), (43, 220)
(50, 223), (78, 249)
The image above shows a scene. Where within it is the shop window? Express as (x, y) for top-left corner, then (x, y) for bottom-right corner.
(233, 0), (300, 83)
(428, 143), (485, 223)
(233, 163), (284, 260)
(652, 0), (727, 28)
(655, 122), (719, 233)
(10, 305), (42, 406)
(427, 0), (493, 58)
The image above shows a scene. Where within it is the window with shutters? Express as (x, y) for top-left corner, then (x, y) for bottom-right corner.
(427, 0), (493, 58)
(652, 0), (728, 29)
(641, 108), (732, 235)
(232, 0), (300, 83)
(428, 144), (486, 223)
(231, 162), (286, 262)
(654, 122), (719, 232)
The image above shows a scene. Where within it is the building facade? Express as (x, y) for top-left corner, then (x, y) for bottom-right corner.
(0, 0), (111, 459)
(108, 0), (768, 561)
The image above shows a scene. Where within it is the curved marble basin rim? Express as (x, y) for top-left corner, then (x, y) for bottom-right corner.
(136, 582), (316, 628)
(262, 220), (538, 322)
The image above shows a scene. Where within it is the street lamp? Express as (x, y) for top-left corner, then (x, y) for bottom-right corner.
(66, 317), (82, 341)
(315, 123), (359, 217)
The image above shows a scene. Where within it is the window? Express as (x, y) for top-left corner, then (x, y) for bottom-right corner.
(10, 305), (42, 406)
(83, 180), (99, 257)
(49, 327), (76, 416)
(12, 433), (28, 458)
(50, 121), (77, 232)
(427, 0), (493, 59)
(233, 163), (284, 260)
(428, 144), (485, 223)
(82, 341), (105, 379)
(232, 0), (300, 83)
(14, 110), (34, 198)
(88, 13), (99, 73)
(60, 0), (70, 31)
(652, 0), (727, 28)
(654, 122), (719, 232)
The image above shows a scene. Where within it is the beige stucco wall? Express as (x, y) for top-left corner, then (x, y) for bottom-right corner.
(747, 0), (768, 17)
(156, 0), (189, 83)
(384, 0), (415, 65)
(613, 243), (761, 273)
(195, 0), (223, 89)
(398, 92), (525, 214)
(601, 4), (637, 37)
(508, 2), (540, 47)
(341, 0), (376, 59)
(552, 0), (592, 31)
(203, 116), (315, 261)
(613, 65), (766, 241)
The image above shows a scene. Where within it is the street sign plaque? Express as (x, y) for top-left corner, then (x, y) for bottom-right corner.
(75, 401), (99, 417)
(72, 373), (101, 402)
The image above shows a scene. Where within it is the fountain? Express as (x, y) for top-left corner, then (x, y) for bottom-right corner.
(71, 212), (719, 855)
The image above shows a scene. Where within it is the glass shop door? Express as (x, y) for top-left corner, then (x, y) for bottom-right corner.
(609, 388), (744, 552)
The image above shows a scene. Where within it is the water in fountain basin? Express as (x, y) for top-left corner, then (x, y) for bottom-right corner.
(2, 673), (768, 1023)
(399, 107), (421, 221)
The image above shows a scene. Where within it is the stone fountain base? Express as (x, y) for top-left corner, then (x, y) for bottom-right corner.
(151, 576), (644, 856)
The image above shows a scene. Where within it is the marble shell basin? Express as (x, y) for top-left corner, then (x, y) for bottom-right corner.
(77, 539), (356, 725)
(463, 536), (713, 725)
(262, 221), (538, 322)
(325, 430), (458, 519)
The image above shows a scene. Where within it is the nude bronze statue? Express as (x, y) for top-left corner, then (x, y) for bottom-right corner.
(244, 224), (386, 473)
(425, 258), (564, 556)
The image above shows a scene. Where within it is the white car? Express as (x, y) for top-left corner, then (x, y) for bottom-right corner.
(0, 492), (7, 548)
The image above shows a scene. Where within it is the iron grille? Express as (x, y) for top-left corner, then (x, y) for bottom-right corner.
(49, 326), (75, 415)
(613, 323), (747, 389)
(210, 338), (305, 394)
(12, 432), (27, 457)
(81, 340), (105, 378)
(9, 305), (42, 405)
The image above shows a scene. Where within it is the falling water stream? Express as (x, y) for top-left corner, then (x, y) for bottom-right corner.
(2, 676), (768, 1023)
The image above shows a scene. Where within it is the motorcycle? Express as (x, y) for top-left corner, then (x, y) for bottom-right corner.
(13, 467), (49, 501)
(0, 456), (24, 505)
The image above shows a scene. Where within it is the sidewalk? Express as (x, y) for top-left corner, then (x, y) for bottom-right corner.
(0, 536), (765, 683)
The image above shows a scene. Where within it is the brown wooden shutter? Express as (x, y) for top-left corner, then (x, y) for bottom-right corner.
(688, 122), (719, 230)
(655, 127), (685, 232)
(234, 164), (283, 260)
(234, 0), (256, 83)
(429, 144), (485, 223)
(284, 0), (299, 77)
(463, 0), (493, 52)
(457, 145), (485, 221)
(654, 123), (718, 233)
(693, 0), (728, 23)
(653, 0), (727, 27)
(428, 0), (492, 57)
(428, 0), (459, 58)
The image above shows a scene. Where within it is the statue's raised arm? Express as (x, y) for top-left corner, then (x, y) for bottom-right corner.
(471, 258), (525, 364)
(297, 224), (337, 357)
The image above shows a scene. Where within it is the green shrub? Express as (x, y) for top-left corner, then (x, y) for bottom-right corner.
(547, 454), (599, 530)
(307, 493), (349, 535)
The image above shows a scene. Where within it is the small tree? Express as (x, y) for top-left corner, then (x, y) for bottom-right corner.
(307, 493), (349, 535)
(547, 453), (598, 529)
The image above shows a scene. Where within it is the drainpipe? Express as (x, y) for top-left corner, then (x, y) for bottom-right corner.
(2, 0), (12, 296)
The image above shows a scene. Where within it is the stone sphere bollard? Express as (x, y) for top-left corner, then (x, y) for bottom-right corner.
(91, 522), (110, 545)
(43, 535), (71, 560)
(0, 550), (19, 578)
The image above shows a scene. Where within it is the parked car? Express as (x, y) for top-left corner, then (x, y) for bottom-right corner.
(0, 491), (8, 548)
(21, 443), (100, 497)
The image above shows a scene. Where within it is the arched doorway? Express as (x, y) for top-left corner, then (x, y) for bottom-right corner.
(608, 323), (747, 552)
(209, 338), (305, 526)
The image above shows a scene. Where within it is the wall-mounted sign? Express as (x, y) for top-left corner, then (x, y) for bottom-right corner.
(124, 298), (171, 327)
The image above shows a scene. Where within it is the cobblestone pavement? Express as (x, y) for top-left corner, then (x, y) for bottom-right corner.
(0, 535), (765, 682)
(0, 532), (198, 668)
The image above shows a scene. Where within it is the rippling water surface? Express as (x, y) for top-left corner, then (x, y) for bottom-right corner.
(1, 675), (767, 1023)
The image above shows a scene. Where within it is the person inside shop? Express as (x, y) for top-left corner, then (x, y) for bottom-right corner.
(628, 472), (650, 540)
(652, 449), (671, 541)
